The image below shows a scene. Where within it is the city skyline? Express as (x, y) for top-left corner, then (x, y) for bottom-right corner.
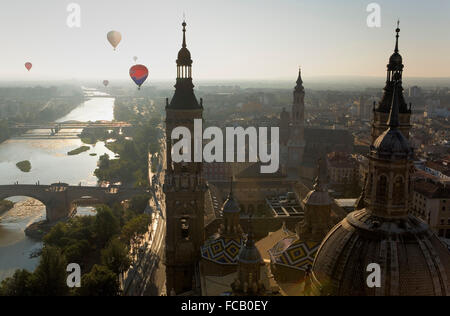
(1, 0), (449, 81)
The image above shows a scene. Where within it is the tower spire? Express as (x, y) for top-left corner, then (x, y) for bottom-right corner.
(387, 77), (400, 128)
(296, 66), (303, 89)
(182, 20), (187, 48)
(313, 157), (328, 192)
(394, 20), (400, 53)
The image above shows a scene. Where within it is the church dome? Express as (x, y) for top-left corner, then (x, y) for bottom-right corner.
(371, 128), (411, 158)
(310, 210), (450, 296)
(177, 47), (192, 66)
(389, 52), (402, 65)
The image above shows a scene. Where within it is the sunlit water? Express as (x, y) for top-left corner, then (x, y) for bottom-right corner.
(0, 89), (115, 281)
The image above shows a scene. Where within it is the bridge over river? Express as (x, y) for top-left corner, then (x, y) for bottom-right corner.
(9, 122), (132, 139)
(0, 183), (150, 222)
(11, 121), (131, 130)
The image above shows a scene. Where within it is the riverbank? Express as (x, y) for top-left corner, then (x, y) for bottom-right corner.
(0, 88), (116, 282)
(24, 220), (56, 240)
(0, 200), (14, 217)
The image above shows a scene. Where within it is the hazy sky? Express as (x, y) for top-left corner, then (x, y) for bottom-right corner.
(1, 0), (449, 81)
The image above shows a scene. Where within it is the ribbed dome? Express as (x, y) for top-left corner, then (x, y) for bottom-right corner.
(177, 47), (192, 66)
(389, 52), (402, 64)
(310, 210), (450, 296)
(371, 128), (411, 158)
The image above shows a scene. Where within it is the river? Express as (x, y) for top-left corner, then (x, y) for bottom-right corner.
(0, 89), (116, 282)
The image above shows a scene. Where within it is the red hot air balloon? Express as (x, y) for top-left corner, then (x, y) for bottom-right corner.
(129, 65), (149, 90)
(103, 80), (109, 87)
(25, 62), (32, 71)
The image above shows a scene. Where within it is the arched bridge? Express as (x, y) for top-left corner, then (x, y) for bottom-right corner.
(0, 183), (150, 222)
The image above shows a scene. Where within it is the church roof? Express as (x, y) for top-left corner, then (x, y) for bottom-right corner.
(304, 128), (353, 144)
(310, 210), (450, 296)
(270, 238), (320, 271)
(201, 235), (243, 265)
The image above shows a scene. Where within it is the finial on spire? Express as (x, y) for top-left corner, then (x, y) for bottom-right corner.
(313, 157), (328, 191)
(387, 77), (401, 128)
(394, 20), (400, 53)
(182, 20), (187, 48)
(296, 66), (303, 87)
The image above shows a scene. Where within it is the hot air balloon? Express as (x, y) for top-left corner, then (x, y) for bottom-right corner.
(107, 31), (122, 51)
(25, 62), (32, 71)
(103, 80), (109, 87)
(129, 65), (148, 90)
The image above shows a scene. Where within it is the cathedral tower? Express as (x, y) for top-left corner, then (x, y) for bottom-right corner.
(164, 21), (206, 295)
(309, 79), (450, 296)
(371, 22), (412, 142)
(287, 68), (306, 169)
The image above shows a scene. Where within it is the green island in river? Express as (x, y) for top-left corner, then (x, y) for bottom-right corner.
(16, 160), (31, 172)
(67, 146), (90, 156)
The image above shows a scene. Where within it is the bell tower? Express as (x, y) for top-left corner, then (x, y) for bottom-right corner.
(164, 20), (206, 295)
(287, 67), (306, 170)
(371, 21), (412, 142)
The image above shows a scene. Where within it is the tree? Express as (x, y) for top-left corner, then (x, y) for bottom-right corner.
(94, 206), (120, 247)
(76, 265), (120, 296)
(33, 246), (69, 296)
(127, 194), (150, 213)
(101, 238), (131, 275)
(121, 214), (151, 247)
(0, 269), (37, 296)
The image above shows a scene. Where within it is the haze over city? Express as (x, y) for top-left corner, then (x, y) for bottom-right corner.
(1, 0), (449, 82)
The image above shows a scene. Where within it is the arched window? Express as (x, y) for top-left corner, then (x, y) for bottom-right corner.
(376, 175), (388, 201)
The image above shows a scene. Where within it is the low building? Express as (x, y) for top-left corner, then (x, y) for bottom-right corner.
(411, 178), (450, 239)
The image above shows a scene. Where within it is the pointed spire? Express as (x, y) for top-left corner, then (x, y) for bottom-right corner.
(394, 20), (400, 53)
(313, 157), (328, 192)
(246, 213), (255, 248)
(296, 66), (303, 87)
(182, 20), (187, 48)
(387, 76), (401, 128)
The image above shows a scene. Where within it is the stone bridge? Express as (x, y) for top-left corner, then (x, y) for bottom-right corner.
(0, 183), (150, 222)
